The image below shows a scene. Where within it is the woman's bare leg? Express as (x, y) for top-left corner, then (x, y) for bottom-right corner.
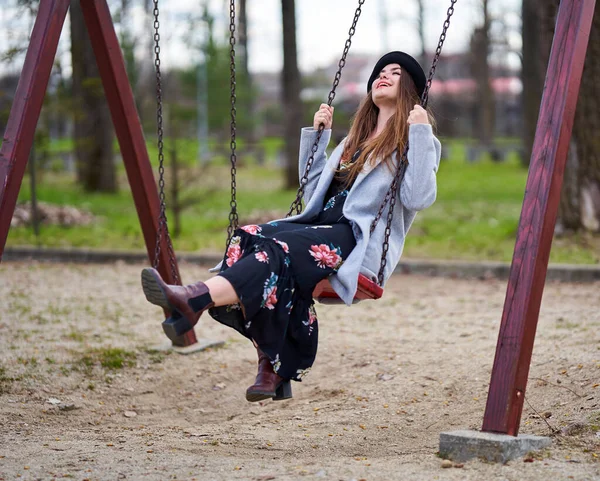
(204, 275), (239, 306)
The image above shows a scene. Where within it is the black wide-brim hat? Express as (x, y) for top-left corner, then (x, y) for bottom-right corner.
(367, 51), (426, 98)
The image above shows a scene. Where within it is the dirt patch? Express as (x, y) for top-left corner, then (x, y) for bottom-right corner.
(0, 261), (599, 480)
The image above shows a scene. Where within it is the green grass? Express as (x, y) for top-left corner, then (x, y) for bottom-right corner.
(0, 366), (11, 394)
(407, 152), (526, 261)
(0, 365), (21, 394)
(6, 139), (599, 265)
(9, 164), (291, 252)
(77, 347), (137, 371)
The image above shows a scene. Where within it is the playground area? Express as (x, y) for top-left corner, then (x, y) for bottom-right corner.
(1, 261), (598, 480)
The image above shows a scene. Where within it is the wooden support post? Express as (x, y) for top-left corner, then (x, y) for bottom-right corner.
(482, 0), (596, 436)
(0, 0), (70, 258)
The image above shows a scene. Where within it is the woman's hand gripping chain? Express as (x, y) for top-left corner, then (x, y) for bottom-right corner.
(313, 103), (334, 130)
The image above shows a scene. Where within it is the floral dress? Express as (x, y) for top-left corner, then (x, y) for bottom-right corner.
(209, 153), (359, 382)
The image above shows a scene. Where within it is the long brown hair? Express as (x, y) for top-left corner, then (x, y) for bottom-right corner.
(339, 69), (431, 184)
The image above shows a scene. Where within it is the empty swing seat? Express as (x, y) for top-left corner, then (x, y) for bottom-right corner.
(313, 274), (384, 304)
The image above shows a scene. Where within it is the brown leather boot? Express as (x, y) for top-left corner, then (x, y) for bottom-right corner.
(141, 268), (214, 341)
(245, 348), (292, 402)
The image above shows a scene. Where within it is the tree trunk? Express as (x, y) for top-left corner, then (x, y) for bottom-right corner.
(561, 2), (600, 232)
(70, 0), (116, 192)
(238, 0), (249, 87)
(521, 0), (552, 166)
(417, 0), (427, 69)
(532, 1), (600, 233)
(281, 0), (302, 190)
(470, 0), (495, 147)
(238, 0), (256, 147)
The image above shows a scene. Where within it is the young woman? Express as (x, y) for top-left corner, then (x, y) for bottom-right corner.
(141, 51), (441, 402)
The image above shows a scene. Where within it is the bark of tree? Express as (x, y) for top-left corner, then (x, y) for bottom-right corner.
(239, 0), (249, 92)
(416, 0), (427, 69)
(532, 1), (600, 233)
(560, 2), (600, 232)
(238, 0), (256, 147)
(70, 0), (116, 192)
(470, 0), (495, 147)
(521, 0), (551, 167)
(281, 0), (303, 190)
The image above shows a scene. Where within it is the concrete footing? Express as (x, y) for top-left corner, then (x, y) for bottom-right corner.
(439, 430), (552, 463)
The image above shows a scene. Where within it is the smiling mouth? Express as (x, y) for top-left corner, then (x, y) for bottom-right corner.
(376, 83), (390, 89)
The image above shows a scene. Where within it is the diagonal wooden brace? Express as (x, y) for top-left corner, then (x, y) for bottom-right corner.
(482, 0), (596, 436)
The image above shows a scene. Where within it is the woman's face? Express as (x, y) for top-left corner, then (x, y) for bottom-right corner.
(371, 63), (401, 107)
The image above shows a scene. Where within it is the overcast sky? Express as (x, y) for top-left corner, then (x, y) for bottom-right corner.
(1, 0), (522, 75)
(154, 0), (522, 72)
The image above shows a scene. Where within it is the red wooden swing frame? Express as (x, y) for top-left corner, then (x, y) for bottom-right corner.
(0, 0), (595, 436)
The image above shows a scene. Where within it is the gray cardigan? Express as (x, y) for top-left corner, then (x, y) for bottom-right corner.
(272, 124), (442, 306)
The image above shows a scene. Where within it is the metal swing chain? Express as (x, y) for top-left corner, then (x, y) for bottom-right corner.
(225, 0), (239, 248)
(372, 0), (457, 285)
(287, 0), (366, 217)
(152, 0), (180, 284)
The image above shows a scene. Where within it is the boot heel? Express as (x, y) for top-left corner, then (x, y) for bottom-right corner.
(162, 316), (192, 341)
(273, 380), (292, 401)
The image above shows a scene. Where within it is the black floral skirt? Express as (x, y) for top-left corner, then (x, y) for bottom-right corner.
(208, 190), (356, 381)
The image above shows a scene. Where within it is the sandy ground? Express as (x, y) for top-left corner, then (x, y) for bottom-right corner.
(0, 261), (599, 481)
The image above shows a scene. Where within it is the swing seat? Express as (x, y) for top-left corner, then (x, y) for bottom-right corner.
(313, 274), (384, 304)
